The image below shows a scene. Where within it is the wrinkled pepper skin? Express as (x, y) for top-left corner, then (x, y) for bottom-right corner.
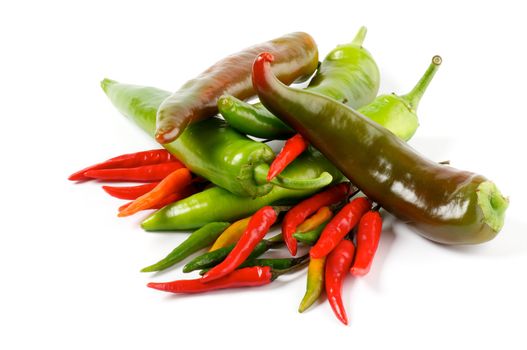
(141, 150), (345, 231)
(156, 32), (318, 143)
(219, 27), (379, 139)
(253, 53), (509, 245)
(101, 79), (274, 197)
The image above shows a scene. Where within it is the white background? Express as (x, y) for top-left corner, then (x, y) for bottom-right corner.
(2, 1), (526, 349)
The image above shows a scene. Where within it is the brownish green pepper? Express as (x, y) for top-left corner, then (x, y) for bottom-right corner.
(253, 52), (508, 245)
(156, 32), (318, 143)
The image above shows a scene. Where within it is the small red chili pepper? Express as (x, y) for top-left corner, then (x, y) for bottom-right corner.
(325, 239), (355, 325)
(283, 182), (350, 256)
(118, 185), (196, 212)
(310, 197), (370, 259)
(83, 162), (184, 182)
(350, 209), (383, 276)
(267, 133), (309, 181)
(68, 149), (177, 181)
(148, 266), (273, 293)
(201, 206), (277, 283)
(102, 182), (160, 200)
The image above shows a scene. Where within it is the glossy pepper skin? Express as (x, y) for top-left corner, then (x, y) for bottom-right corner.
(141, 149), (344, 231)
(219, 27), (379, 139)
(325, 239), (355, 325)
(351, 210), (383, 276)
(140, 222), (230, 273)
(201, 206), (277, 283)
(298, 257), (326, 313)
(253, 53), (509, 245)
(101, 79), (274, 198)
(155, 32), (318, 143)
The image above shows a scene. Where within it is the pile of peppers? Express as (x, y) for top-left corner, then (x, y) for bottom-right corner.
(70, 27), (509, 325)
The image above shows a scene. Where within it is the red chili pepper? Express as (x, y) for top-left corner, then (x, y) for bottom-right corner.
(83, 162), (184, 182)
(118, 185), (196, 212)
(282, 183), (350, 256)
(267, 133), (308, 181)
(102, 182), (160, 200)
(325, 239), (355, 325)
(68, 149), (177, 181)
(201, 206), (277, 283)
(350, 209), (383, 276)
(148, 266), (273, 293)
(310, 197), (371, 259)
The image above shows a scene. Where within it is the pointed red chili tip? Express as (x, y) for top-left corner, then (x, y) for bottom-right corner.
(147, 282), (166, 291)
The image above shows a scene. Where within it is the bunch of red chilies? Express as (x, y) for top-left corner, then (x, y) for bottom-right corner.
(70, 147), (383, 325)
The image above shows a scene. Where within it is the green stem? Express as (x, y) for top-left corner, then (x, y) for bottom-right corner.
(402, 55), (442, 110)
(254, 163), (333, 190)
(351, 26), (368, 46)
(477, 181), (509, 232)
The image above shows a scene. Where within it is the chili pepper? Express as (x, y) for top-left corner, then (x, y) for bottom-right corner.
(102, 182), (159, 200)
(118, 168), (192, 217)
(209, 216), (251, 251)
(267, 133), (309, 181)
(282, 183), (350, 256)
(298, 257), (326, 313)
(199, 254), (309, 275)
(219, 27), (379, 139)
(325, 239), (355, 325)
(350, 209), (383, 276)
(118, 185), (196, 212)
(201, 206), (277, 283)
(141, 149), (344, 231)
(183, 234), (283, 273)
(155, 32), (318, 144)
(253, 52), (509, 245)
(68, 149), (176, 181)
(140, 222), (229, 273)
(293, 220), (330, 245)
(297, 206), (333, 232)
(310, 197), (370, 259)
(102, 80), (339, 198)
(84, 162), (184, 182)
(148, 258), (309, 294)
(253, 162), (333, 191)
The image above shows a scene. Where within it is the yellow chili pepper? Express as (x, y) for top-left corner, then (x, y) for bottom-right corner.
(298, 256), (326, 313)
(297, 206), (333, 233)
(209, 216), (251, 251)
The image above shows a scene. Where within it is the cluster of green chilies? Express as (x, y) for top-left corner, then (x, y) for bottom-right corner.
(69, 27), (509, 325)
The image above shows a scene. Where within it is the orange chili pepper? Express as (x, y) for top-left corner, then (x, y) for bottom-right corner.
(209, 216), (252, 251)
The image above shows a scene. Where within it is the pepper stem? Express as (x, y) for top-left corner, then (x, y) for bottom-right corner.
(351, 26), (368, 47)
(271, 256), (310, 280)
(402, 55), (442, 111)
(477, 181), (509, 233)
(253, 163), (333, 190)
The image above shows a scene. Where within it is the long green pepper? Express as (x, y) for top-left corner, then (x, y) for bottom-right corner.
(141, 222), (230, 272)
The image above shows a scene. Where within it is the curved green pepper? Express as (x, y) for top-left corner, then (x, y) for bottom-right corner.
(218, 27), (380, 139)
(253, 53), (509, 245)
(102, 79), (334, 197)
(141, 150), (345, 230)
(140, 222), (230, 273)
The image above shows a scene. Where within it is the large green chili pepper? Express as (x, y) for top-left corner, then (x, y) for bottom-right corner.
(155, 32), (318, 144)
(141, 150), (345, 230)
(253, 53), (509, 245)
(102, 79), (334, 197)
(140, 222), (229, 273)
(219, 27), (379, 139)
(182, 234), (283, 273)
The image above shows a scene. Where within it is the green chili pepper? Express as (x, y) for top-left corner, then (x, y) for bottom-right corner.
(182, 234), (283, 273)
(253, 53), (509, 245)
(199, 254), (309, 275)
(298, 257), (326, 313)
(292, 220), (329, 245)
(101, 79), (274, 197)
(141, 222), (230, 273)
(141, 149), (344, 231)
(218, 26), (380, 139)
